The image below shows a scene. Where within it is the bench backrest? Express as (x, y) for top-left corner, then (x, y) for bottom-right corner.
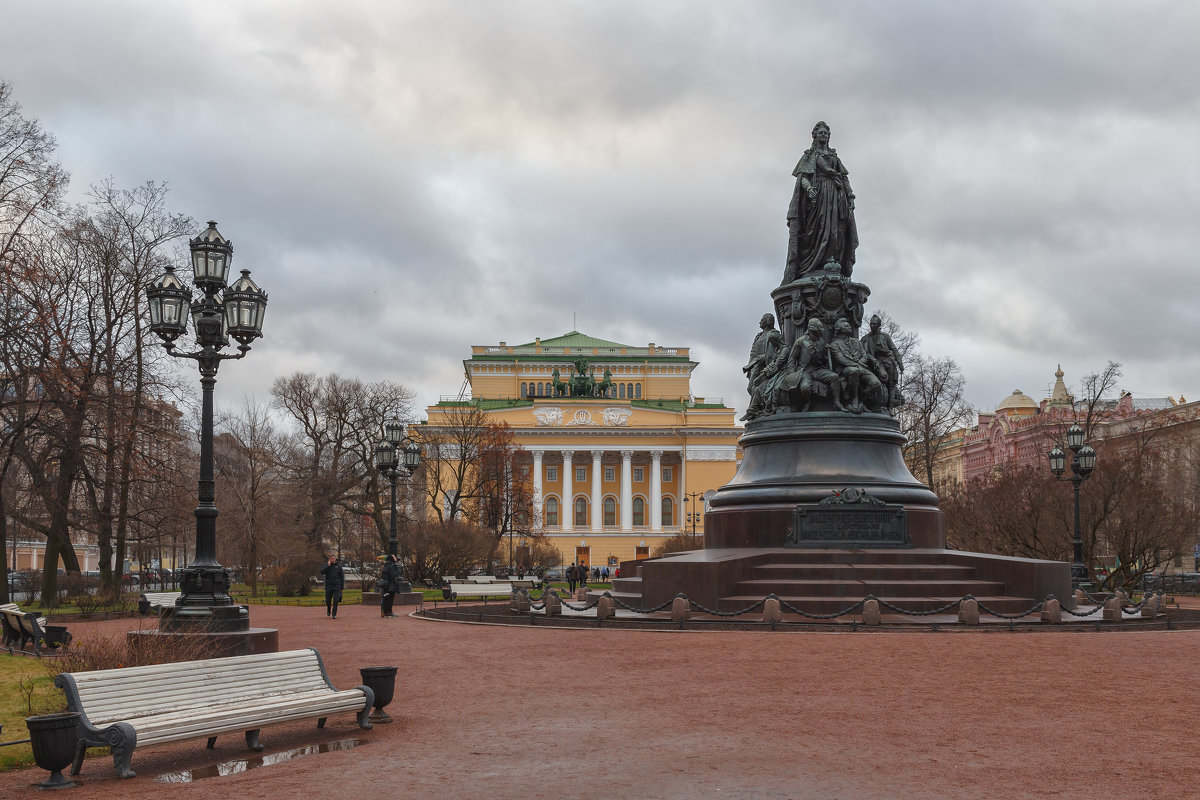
(142, 592), (181, 607)
(0, 603), (18, 614)
(61, 648), (335, 726)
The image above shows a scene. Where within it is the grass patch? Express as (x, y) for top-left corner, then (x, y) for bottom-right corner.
(0, 655), (67, 770)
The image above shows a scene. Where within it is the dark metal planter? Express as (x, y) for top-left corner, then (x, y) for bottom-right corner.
(25, 712), (81, 789)
(359, 666), (398, 723)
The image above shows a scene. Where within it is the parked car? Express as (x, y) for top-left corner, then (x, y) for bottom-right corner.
(542, 569), (563, 581)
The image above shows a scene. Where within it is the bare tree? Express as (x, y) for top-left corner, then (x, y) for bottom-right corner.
(899, 354), (975, 489)
(214, 399), (288, 596)
(271, 372), (414, 555)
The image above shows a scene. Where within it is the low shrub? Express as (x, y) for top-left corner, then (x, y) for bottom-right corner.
(274, 569), (311, 597)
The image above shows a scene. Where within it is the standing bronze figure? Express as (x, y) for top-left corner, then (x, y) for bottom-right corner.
(782, 121), (858, 283)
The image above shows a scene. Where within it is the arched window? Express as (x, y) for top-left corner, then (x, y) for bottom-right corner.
(619, 383), (625, 399)
(604, 497), (616, 526)
(661, 496), (674, 526)
(574, 497), (588, 527)
(521, 382), (528, 397)
(635, 383), (642, 399)
(545, 497), (559, 526)
(632, 497), (645, 527)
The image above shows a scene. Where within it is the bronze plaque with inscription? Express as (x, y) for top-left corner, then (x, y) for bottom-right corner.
(788, 504), (910, 548)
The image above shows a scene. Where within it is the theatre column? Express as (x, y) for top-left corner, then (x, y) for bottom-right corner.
(591, 451), (604, 531)
(562, 451), (573, 533)
(650, 450), (663, 531)
(621, 450), (634, 530)
(531, 449), (544, 530)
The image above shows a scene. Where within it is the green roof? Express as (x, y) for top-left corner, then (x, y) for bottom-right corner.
(517, 331), (629, 349)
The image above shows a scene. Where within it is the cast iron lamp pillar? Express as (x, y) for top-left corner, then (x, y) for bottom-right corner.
(374, 422), (421, 593)
(1048, 423), (1097, 590)
(145, 222), (267, 625)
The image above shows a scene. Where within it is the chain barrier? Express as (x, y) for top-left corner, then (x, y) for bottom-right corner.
(874, 595), (965, 617)
(975, 597), (1048, 620)
(777, 596), (867, 620)
(496, 586), (1167, 624)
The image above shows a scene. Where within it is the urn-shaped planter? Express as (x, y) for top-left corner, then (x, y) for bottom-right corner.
(25, 711), (80, 789)
(359, 666), (398, 723)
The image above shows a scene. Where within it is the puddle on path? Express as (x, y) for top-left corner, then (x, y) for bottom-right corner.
(157, 738), (362, 782)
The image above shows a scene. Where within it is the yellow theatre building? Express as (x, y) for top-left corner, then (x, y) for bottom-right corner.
(422, 332), (743, 571)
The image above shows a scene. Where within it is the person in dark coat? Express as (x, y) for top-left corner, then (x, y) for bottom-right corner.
(566, 563), (578, 592)
(320, 554), (345, 619)
(379, 554), (399, 618)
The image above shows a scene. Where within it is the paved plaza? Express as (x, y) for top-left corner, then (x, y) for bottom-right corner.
(3, 603), (1198, 799)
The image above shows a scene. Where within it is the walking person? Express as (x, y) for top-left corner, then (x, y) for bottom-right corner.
(379, 554), (399, 618)
(566, 562), (578, 593)
(320, 554), (345, 619)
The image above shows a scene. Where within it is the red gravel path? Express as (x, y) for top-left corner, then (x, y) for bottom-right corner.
(2, 603), (1197, 799)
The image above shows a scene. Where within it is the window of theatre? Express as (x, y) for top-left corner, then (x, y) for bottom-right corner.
(661, 496), (674, 526)
(546, 467), (558, 482)
(574, 497), (588, 527)
(576, 467), (587, 483)
(604, 467), (615, 482)
(632, 497), (645, 526)
(604, 497), (616, 526)
(633, 467), (644, 483)
(545, 497), (559, 526)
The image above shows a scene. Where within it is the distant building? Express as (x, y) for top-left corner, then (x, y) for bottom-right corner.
(961, 366), (1193, 484)
(421, 331), (742, 570)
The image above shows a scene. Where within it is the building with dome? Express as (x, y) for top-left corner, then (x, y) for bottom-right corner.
(421, 331), (742, 571)
(958, 366), (1192, 484)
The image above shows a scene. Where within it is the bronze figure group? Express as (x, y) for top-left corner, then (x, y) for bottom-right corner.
(742, 121), (904, 420)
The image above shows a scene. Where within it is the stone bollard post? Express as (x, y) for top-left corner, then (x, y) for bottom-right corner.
(1040, 597), (1062, 624)
(957, 597), (980, 625)
(670, 596), (691, 622)
(1140, 593), (1158, 618)
(543, 590), (562, 617)
(515, 590), (531, 613)
(1074, 588), (1090, 607)
(1102, 596), (1122, 621)
(575, 587), (588, 602)
(509, 590), (520, 612)
(862, 598), (881, 626)
(596, 595), (615, 620)
(762, 597), (782, 624)
(1115, 588), (1129, 603)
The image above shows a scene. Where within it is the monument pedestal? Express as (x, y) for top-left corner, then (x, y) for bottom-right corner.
(132, 602), (278, 657)
(706, 412), (944, 549)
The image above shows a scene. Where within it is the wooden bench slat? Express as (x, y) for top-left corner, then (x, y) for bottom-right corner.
(71, 649), (319, 682)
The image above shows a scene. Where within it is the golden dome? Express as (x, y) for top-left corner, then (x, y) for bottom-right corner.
(996, 389), (1038, 415)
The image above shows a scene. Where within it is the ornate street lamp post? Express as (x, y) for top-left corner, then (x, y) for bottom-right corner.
(374, 421), (421, 593)
(685, 491), (704, 537)
(1048, 423), (1098, 591)
(146, 222), (267, 629)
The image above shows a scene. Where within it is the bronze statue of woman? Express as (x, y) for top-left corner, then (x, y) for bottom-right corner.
(781, 121), (859, 283)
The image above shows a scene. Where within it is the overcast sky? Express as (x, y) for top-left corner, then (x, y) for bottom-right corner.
(5, 1), (1198, 421)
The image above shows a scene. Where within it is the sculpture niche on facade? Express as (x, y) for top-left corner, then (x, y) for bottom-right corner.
(741, 122), (903, 420)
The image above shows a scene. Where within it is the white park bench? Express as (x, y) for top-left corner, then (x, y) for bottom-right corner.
(138, 591), (182, 614)
(446, 582), (514, 601)
(55, 647), (375, 778)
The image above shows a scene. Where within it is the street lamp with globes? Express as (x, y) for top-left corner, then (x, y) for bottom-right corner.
(374, 420), (421, 593)
(1047, 422), (1098, 590)
(145, 221), (267, 629)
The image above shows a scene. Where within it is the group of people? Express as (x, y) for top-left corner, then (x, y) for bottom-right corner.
(565, 563), (613, 591)
(319, 553), (404, 620)
(320, 554), (623, 618)
(743, 312), (902, 419)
